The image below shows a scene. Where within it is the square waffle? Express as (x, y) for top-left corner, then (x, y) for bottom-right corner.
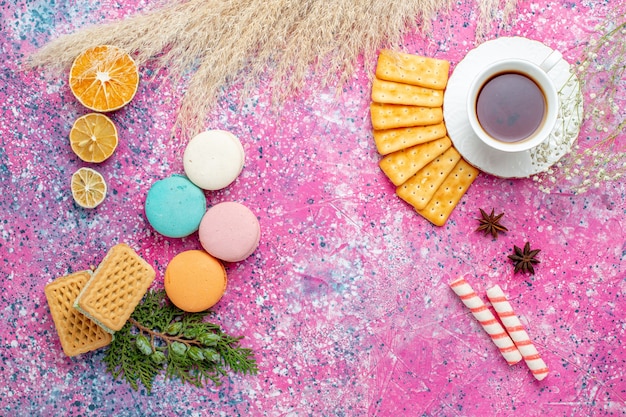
(44, 271), (112, 356)
(74, 243), (155, 333)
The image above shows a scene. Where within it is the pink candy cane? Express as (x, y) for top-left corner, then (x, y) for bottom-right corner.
(449, 276), (522, 365)
(486, 284), (549, 381)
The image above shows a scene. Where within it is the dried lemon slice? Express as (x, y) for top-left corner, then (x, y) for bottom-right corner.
(69, 113), (118, 163)
(69, 45), (139, 112)
(71, 167), (107, 209)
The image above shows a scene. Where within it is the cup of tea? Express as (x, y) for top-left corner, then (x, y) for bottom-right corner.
(466, 50), (562, 153)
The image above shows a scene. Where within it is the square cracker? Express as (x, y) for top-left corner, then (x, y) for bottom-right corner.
(376, 49), (450, 90)
(370, 102), (443, 130)
(45, 271), (112, 356)
(371, 77), (444, 107)
(417, 159), (479, 226)
(396, 147), (462, 210)
(74, 243), (155, 333)
(373, 123), (447, 155)
(379, 136), (451, 186)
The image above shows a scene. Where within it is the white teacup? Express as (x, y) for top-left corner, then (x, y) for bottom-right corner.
(466, 50), (562, 153)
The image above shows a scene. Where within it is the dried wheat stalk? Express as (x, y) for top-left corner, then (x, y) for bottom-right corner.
(28, 0), (517, 139)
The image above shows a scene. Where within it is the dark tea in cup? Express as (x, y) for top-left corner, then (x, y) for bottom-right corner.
(466, 52), (561, 153)
(476, 72), (546, 143)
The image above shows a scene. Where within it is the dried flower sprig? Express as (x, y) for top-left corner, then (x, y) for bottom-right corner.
(535, 12), (626, 194)
(28, 0), (519, 140)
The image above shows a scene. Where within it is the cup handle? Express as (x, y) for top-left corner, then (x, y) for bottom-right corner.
(539, 49), (562, 73)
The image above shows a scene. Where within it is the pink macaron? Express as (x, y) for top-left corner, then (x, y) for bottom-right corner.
(198, 202), (260, 262)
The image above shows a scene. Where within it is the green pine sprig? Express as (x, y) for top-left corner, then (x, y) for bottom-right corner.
(102, 289), (258, 394)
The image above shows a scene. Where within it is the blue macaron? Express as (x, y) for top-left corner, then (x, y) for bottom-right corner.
(145, 174), (206, 238)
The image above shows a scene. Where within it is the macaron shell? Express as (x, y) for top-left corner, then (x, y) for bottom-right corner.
(144, 174), (206, 238)
(183, 130), (245, 191)
(199, 202), (261, 262)
(164, 250), (228, 312)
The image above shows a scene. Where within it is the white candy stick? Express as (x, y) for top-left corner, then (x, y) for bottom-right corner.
(449, 277), (522, 365)
(486, 285), (549, 381)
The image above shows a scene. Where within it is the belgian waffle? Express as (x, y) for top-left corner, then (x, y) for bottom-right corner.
(74, 243), (155, 333)
(44, 271), (112, 356)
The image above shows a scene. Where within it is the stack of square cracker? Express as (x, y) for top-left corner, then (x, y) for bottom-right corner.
(371, 49), (479, 226)
(44, 243), (155, 356)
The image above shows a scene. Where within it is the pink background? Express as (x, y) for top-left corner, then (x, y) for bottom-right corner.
(1, 0), (625, 415)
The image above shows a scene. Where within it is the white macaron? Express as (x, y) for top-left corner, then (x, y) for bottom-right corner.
(183, 130), (245, 190)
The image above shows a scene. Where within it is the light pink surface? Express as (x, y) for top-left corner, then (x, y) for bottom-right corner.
(1, 0), (625, 416)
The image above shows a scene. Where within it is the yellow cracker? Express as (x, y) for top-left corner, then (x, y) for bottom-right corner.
(370, 102), (443, 130)
(376, 49), (450, 89)
(371, 77), (444, 107)
(373, 123), (447, 155)
(417, 159), (479, 226)
(45, 271), (112, 356)
(396, 147), (462, 210)
(379, 136), (451, 186)
(74, 243), (155, 333)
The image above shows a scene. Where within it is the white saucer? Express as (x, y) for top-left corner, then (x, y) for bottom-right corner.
(443, 37), (583, 178)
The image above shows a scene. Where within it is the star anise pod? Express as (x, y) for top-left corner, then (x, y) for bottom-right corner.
(476, 208), (508, 238)
(508, 242), (541, 274)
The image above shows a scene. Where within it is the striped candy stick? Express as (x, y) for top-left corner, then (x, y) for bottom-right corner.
(449, 276), (522, 365)
(486, 285), (549, 381)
